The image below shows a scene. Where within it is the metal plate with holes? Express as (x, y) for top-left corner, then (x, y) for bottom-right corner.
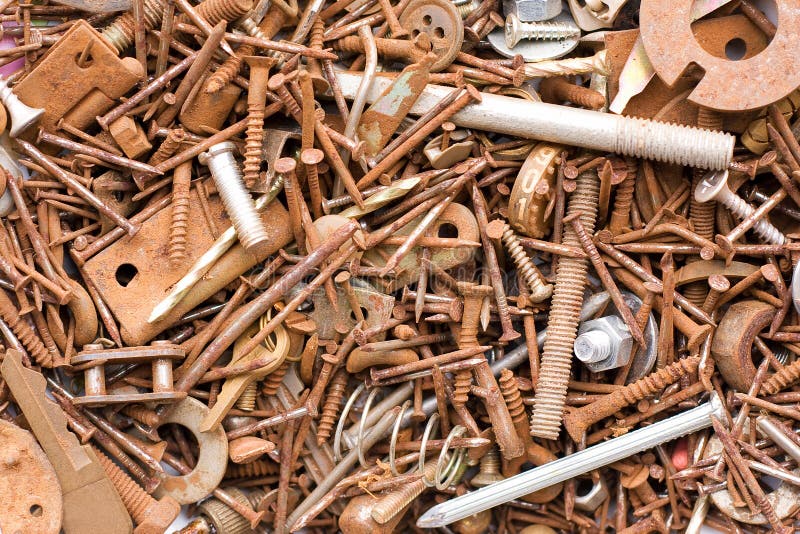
(400, 0), (463, 72)
(487, 11), (579, 61)
(305, 280), (395, 339)
(82, 184), (292, 345)
(12, 20), (143, 134)
(0, 420), (62, 534)
(640, 0), (800, 111)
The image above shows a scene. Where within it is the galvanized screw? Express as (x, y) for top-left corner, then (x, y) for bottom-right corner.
(504, 13), (581, 48)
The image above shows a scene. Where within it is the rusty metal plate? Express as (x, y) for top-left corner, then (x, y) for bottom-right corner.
(399, 0), (463, 72)
(363, 202), (479, 289)
(13, 20), (143, 133)
(306, 280), (395, 339)
(82, 185), (292, 345)
(640, 1), (800, 111)
(0, 420), (62, 534)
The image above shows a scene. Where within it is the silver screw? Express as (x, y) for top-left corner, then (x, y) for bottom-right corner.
(694, 169), (785, 244)
(504, 13), (581, 48)
(199, 142), (272, 257)
(416, 394), (725, 527)
(0, 78), (44, 138)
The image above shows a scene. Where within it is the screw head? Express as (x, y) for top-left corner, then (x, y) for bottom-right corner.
(694, 169), (729, 203)
(504, 13), (521, 48)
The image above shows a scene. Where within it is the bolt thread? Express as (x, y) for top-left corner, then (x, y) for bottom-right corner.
(148, 128), (185, 167)
(234, 381), (258, 411)
(498, 369), (525, 425)
(225, 459), (279, 479)
(0, 291), (51, 367)
(719, 192), (786, 244)
(542, 77), (605, 109)
(614, 117), (734, 170)
(317, 369), (348, 445)
(204, 143), (270, 253)
(260, 360), (289, 396)
(690, 172), (716, 240)
(206, 45), (252, 94)
(371, 461), (437, 524)
(178, 0), (253, 26)
(531, 170), (600, 440)
(274, 85), (302, 121)
(762, 359), (800, 395)
(452, 370), (472, 406)
(480, 448), (500, 474)
(199, 487), (253, 534)
(242, 105), (265, 189)
(94, 447), (154, 522)
(513, 21), (580, 41)
(102, 0), (163, 53)
(574, 330), (611, 363)
(458, 297), (482, 349)
(123, 405), (160, 427)
(499, 222), (552, 302)
(608, 158), (636, 234)
(566, 356), (701, 436)
(168, 159), (191, 267)
(455, 1), (476, 18)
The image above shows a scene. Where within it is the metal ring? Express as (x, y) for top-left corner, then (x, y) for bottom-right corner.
(434, 425), (467, 490)
(419, 412), (440, 486)
(333, 383), (364, 462)
(389, 400), (412, 477)
(356, 387), (381, 468)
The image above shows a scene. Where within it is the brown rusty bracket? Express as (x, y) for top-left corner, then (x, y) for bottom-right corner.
(640, 0), (800, 111)
(1, 349), (132, 534)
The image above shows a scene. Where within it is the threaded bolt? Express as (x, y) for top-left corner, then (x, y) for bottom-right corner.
(487, 221), (552, 302)
(457, 282), (493, 348)
(242, 56), (275, 189)
(505, 13), (580, 48)
(234, 382), (258, 412)
(762, 358), (800, 395)
(0, 290), (51, 367)
(199, 141), (271, 257)
(608, 157), (636, 235)
(372, 461), (438, 524)
(470, 448), (504, 487)
(574, 330), (612, 363)
(530, 170), (600, 440)
(193, 0), (253, 25)
(225, 459), (279, 479)
(694, 169), (785, 244)
(317, 369), (348, 445)
(199, 487), (260, 534)
(94, 447), (180, 531)
(168, 160), (191, 267)
(562, 356), (701, 442)
(539, 76), (606, 110)
(452, 370), (472, 407)
(101, 0), (163, 53)
(260, 360), (289, 396)
(498, 369), (526, 428)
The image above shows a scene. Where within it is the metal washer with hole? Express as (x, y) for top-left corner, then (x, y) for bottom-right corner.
(487, 11), (579, 61)
(399, 0), (463, 72)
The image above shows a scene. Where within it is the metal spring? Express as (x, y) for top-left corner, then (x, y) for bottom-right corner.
(335, 387), (467, 488)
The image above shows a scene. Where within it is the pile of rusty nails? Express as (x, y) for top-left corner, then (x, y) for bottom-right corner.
(1, 0), (800, 532)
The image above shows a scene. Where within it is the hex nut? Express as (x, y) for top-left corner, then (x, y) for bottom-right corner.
(574, 315), (633, 372)
(502, 0), (561, 22)
(573, 476), (609, 512)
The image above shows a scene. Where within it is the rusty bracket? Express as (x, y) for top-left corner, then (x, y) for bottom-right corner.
(640, 0), (800, 111)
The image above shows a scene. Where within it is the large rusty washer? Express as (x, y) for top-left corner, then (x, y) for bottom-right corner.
(639, 0), (800, 111)
(711, 299), (775, 391)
